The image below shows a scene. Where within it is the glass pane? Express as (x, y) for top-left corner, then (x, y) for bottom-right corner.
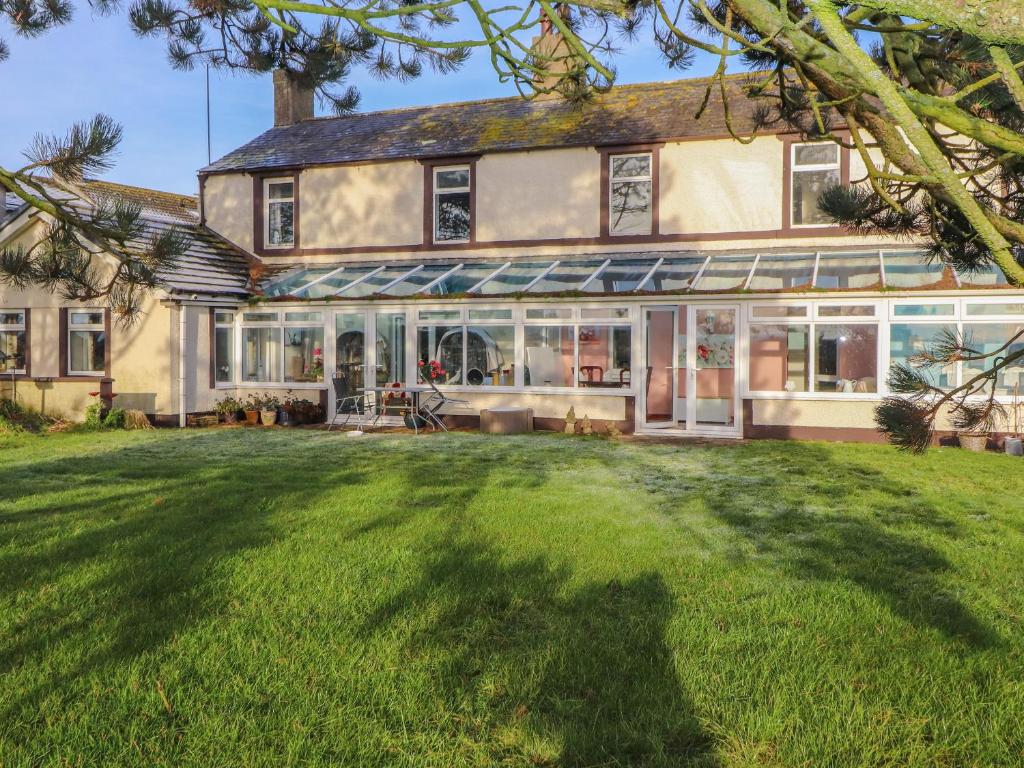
(956, 261), (1010, 287)
(268, 182), (293, 199)
(581, 307), (629, 319)
(694, 308), (736, 427)
(611, 154), (651, 178)
(962, 323), (1024, 395)
(242, 312), (278, 322)
(338, 265), (418, 298)
(383, 264), (459, 297)
(296, 267), (381, 299)
(609, 180), (652, 235)
(263, 267), (339, 297)
(474, 262), (553, 295)
(524, 326), (574, 387)
(418, 309), (460, 321)
(748, 324), (809, 392)
(883, 252), (945, 287)
(466, 326), (515, 386)
(966, 303), (1024, 316)
(284, 312), (322, 322)
(818, 305), (875, 317)
(214, 326), (233, 383)
(0, 311), (25, 326)
(752, 305), (808, 318)
(578, 325), (631, 388)
(890, 323), (956, 389)
(69, 330), (105, 373)
(815, 253), (880, 289)
(375, 312), (406, 387)
(694, 255), (755, 291)
(70, 311), (104, 326)
(417, 326), (463, 384)
(268, 201), (294, 246)
(0, 330), (25, 371)
(747, 255), (815, 290)
(241, 327), (280, 382)
(644, 310), (676, 423)
(283, 327), (325, 383)
(214, 311), (235, 325)
(894, 304), (955, 317)
(435, 168), (469, 189)
(526, 308), (571, 320)
(435, 192), (470, 241)
(792, 168), (839, 225)
(427, 264), (506, 296)
(794, 143), (838, 166)
(642, 257), (705, 292)
(582, 259), (658, 293)
(526, 260), (606, 294)
(814, 325), (878, 393)
(468, 309), (512, 321)
(335, 314), (366, 397)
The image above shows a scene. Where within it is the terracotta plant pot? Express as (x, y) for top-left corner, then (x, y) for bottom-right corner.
(243, 409), (259, 426)
(959, 432), (989, 452)
(260, 409), (278, 426)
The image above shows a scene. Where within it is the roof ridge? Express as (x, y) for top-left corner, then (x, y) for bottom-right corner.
(81, 178), (197, 207)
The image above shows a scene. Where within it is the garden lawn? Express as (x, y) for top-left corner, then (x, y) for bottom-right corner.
(1, 429), (1023, 767)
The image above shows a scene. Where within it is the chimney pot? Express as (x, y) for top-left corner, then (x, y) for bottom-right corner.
(273, 69), (314, 128)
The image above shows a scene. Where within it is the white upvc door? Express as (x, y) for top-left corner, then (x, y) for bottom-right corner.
(642, 306), (679, 429)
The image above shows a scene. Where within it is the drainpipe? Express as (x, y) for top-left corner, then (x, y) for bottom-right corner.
(178, 305), (187, 428)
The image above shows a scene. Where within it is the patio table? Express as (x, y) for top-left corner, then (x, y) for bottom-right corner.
(363, 385), (435, 432)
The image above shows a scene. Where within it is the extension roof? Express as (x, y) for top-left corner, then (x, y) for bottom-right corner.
(202, 75), (764, 174)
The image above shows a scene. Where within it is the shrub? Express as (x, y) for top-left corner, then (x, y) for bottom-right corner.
(0, 398), (53, 433)
(83, 402), (105, 429)
(102, 408), (127, 429)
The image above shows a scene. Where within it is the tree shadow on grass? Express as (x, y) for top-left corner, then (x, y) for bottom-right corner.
(624, 440), (998, 650)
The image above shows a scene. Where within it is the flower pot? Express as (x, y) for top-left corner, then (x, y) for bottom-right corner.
(278, 409), (294, 427)
(222, 410), (240, 424)
(1004, 437), (1023, 456)
(243, 409), (259, 426)
(959, 432), (989, 452)
(260, 409), (278, 426)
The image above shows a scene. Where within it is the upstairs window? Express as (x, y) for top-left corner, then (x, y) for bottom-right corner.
(433, 166), (471, 243)
(0, 310), (26, 373)
(790, 143), (840, 226)
(264, 178), (295, 248)
(68, 310), (105, 376)
(609, 153), (653, 235)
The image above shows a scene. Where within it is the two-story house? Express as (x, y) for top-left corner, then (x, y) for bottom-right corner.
(1, 70), (1019, 439)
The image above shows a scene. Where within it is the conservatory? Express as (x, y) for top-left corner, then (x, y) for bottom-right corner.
(214, 248), (1023, 438)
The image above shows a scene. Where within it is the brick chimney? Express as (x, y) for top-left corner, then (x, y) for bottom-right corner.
(273, 69), (314, 127)
(530, 6), (577, 93)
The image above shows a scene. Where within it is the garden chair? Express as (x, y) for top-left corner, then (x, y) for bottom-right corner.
(418, 378), (470, 432)
(327, 373), (375, 432)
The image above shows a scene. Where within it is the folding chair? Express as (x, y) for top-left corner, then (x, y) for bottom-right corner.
(327, 373), (375, 432)
(418, 378), (470, 432)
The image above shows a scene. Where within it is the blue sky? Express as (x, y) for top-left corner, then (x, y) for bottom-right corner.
(1, 11), (721, 195)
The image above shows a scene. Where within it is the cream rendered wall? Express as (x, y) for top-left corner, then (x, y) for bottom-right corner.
(442, 392), (626, 421)
(750, 398), (969, 433)
(203, 173), (254, 252)
(476, 148), (600, 241)
(301, 162), (423, 249)
(660, 136), (784, 235)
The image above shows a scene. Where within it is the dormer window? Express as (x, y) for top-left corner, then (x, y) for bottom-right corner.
(264, 178), (295, 248)
(609, 153), (653, 236)
(790, 143), (840, 226)
(433, 166), (471, 243)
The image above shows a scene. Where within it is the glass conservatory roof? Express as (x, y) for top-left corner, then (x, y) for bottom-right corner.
(262, 249), (1009, 301)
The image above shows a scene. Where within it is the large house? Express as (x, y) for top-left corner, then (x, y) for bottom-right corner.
(1, 70), (1021, 440)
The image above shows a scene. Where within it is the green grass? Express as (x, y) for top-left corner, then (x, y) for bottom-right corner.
(1, 429), (1023, 767)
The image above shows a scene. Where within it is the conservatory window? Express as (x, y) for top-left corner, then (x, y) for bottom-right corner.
(433, 166), (471, 243)
(962, 323), (1024, 395)
(639, 257), (706, 292)
(68, 310), (105, 376)
(466, 326), (515, 386)
(335, 314), (366, 396)
(578, 325), (631, 388)
(375, 312), (406, 387)
(264, 179), (295, 248)
(525, 326), (574, 387)
(609, 153), (653, 235)
(0, 310), (26, 374)
(747, 254), (816, 290)
(791, 142), (840, 226)
(893, 304), (955, 317)
(751, 305), (808, 319)
(525, 308), (572, 320)
(242, 327), (281, 383)
(748, 324), (810, 392)
(417, 325), (464, 384)
(965, 303), (1024, 317)
(815, 253), (880, 289)
(214, 311), (234, 384)
(694, 254), (756, 291)
(283, 327), (324, 383)
(890, 323), (957, 389)
(818, 304), (876, 318)
(814, 324), (878, 393)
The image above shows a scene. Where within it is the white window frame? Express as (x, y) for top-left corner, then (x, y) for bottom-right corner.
(67, 309), (106, 377)
(264, 178), (295, 249)
(790, 142), (841, 228)
(213, 310), (235, 387)
(0, 309), (26, 375)
(433, 166), (471, 244)
(608, 152), (653, 236)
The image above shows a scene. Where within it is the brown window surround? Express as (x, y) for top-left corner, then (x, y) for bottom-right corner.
(58, 307), (112, 382)
(1, 308), (31, 380)
(253, 171), (301, 257)
(599, 144), (662, 240)
(421, 157), (478, 247)
(780, 133), (851, 235)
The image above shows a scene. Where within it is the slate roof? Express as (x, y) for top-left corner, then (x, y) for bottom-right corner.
(0, 179), (253, 299)
(1, 192), (25, 226)
(203, 75), (765, 174)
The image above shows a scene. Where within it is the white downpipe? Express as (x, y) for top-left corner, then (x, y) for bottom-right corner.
(178, 305), (187, 428)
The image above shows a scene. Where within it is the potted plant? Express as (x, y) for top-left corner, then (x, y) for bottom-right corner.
(259, 393), (280, 426)
(214, 395), (243, 424)
(243, 393), (260, 425)
(958, 430), (990, 453)
(1006, 383), (1023, 456)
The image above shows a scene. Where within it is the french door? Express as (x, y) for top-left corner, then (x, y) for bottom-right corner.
(642, 304), (740, 435)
